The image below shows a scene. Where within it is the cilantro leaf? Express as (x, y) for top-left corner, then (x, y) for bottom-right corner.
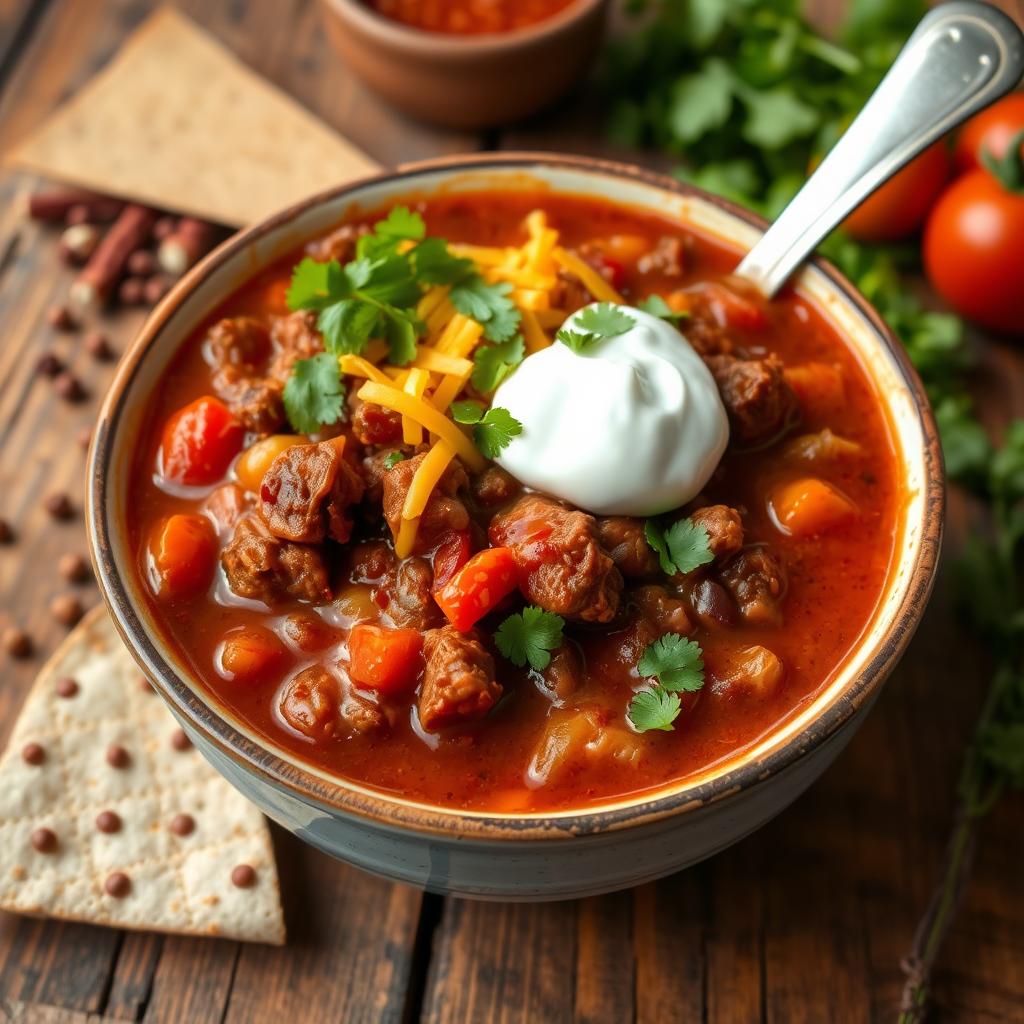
(628, 687), (682, 733)
(318, 299), (380, 356)
(374, 206), (425, 242)
(383, 308), (419, 366)
(450, 277), (521, 342)
(283, 353), (345, 434)
(556, 303), (634, 354)
(638, 294), (688, 323)
(413, 237), (474, 285)
(669, 57), (735, 144)
(450, 401), (484, 425)
(645, 518), (714, 575)
(286, 258), (341, 311)
(495, 606), (565, 671)
(473, 407), (522, 459)
(471, 336), (525, 393)
(637, 634), (705, 693)
(383, 450), (406, 470)
(554, 329), (602, 353)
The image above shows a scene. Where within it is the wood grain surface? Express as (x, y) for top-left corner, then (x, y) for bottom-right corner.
(0, 1), (1022, 1021)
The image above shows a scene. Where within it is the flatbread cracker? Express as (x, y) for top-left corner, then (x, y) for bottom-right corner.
(0, 606), (285, 944)
(6, 8), (380, 227)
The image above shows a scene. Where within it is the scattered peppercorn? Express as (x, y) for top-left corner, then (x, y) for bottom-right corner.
(46, 304), (75, 331)
(143, 275), (172, 305)
(3, 627), (31, 658)
(153, 216), (177, 241)
(54, 371), (85, 402)
(0, 518), (12, 544)
(83, 330), (113, 361)
(35, 352), (64, 378)
(50, 594), (84, 627)
(65, 205), (90, 226)
(118, 277), (145, 306)
(58, 552), (91, 583)
(127, 249), (156, 277)
(44, 492), (73, 520)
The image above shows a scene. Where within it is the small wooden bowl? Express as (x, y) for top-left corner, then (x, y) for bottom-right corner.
(318, 0), (610, 129)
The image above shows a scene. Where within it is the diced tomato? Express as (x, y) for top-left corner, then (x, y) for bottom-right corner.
(348, 624), (423, 697)
(700, 280), (770, 331)
(596, 255), (626, 292)
(149, 513), (217, 598)
(160, 396), (244, 486)
(217, 626), (288, 684)
(432, 529), (473, 592)
(434, 547), (519, 631)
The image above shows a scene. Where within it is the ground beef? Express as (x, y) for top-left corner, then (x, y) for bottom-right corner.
(304, 223), (370, 264)
(221, 513), (331, 605)
(596, 516), (660, 579)
(637, 236), (685, 276)
(383, 452), (469, 554)
(688, 505), (744, 561)
(269, 311), (323, 382)
(719, 546), (787, 626)
(279, 667), (340, 741)
(260, 437), (365, 545)
(705, 354), (798, 445)
(471, 465), (519, 508)
(631, 584), (693, 636)
(419, 626), (501, 731)
(349, 396), (403, 447)
(680, 311), (735, 357)
(489, 494), (622, 623)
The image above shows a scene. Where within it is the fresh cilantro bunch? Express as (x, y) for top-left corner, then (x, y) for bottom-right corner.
(282, 207), (522, 433)
(629, 633), (706, 732)
(645, 518), (714, 576)
(556, 303), (635, 353)
(495, 606), (565, 671)
(471, 336), (525, 392)
(450, 401), (523, 459)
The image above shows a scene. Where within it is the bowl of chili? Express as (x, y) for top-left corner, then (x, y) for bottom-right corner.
(318, 0), (610, 128)
(89, 153), (943, 900)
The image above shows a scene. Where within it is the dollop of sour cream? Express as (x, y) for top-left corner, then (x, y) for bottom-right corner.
(492, 304), (729, 516)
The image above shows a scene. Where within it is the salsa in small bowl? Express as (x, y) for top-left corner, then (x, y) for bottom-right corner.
(89, 155), (942, 899)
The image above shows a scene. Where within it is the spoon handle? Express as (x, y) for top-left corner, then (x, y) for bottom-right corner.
(735, 1), (1024, 297)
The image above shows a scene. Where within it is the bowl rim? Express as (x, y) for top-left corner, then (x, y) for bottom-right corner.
(88, 151), (945, 842)
(321, 0), (606, 56)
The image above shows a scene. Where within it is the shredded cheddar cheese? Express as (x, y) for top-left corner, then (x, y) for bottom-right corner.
(395, 516), (420, 560)
(553, 247), (624, 304)
(402, 368), (431, 445)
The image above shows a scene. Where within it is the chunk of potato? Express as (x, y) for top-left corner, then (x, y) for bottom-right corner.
(769, 477), (858, 537)
(526, 707), (643, 788)
(781, 428), (862, 464)
(712, 645), (785, 700)
(235, 434), (305, 492)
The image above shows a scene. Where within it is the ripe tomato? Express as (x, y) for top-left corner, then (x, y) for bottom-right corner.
(843, 141), (950, 242)
(149, 513), (217, 598)
(923, 158), (1024, 336)
(160, 396), (244, 486)
(954, 93), (1024, 174)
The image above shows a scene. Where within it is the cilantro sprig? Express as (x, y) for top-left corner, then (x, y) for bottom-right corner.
(644, 518), (714, 576)
(555, 302), (635, 354)
(495, 606), (565, 671)
(638, 294), (688, 323)
(628, 634), (705, 733)
(282, 353), (346, 435)
(451, 402), (523, 459)
(471, 336), (525, 393)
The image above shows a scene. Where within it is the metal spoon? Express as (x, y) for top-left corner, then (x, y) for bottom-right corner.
(736, 1), (1024, 297)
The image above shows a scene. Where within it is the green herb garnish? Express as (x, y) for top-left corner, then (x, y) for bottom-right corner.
(629, 633), (705, 732)
(451, 403), (523, 459)
(282, 353), (346, 435)
(471, 335), (525, 393)
(555, 302), (635, 353)
(495, 606), (565, 671)
(382, 450), (406, 470)
(638, 294), (688, 323)
(644, 518), (714, 576)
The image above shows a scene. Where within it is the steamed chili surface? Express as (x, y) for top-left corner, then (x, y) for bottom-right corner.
(129, 191), (900, 812)
(366, 0), (578, 34)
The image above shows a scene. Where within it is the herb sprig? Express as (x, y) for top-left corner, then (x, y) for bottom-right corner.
(645, 518), (714, 576)
(556, 302), (635, 354)
(451, 402), (523, 459)
(495, 606), (565, 671)
(629, 634), (706, 733)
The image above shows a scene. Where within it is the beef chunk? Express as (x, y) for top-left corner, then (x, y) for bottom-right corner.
(597, 516), (659, 579)
(304, 223), (370, 263)
(471, 465), (519, 508)
(383, 452), (469, 554)
(203, 483), (253, 536)
(269, 311), (323, 382)
(637, 236), (685, 276)
(205, 317), (271, 369)
(631, 584), (693, 636)
(350, 396), (403, 446)
(339, 691), (387, 736)
(540, 645), (582, 703)
(279, 667), (340, 741)
(489, 494), (622, 623)
(688, 578), (737, 631)
(221, 513), (331, 605)
(719, 546), (786, 626)
(214, 373), (285, 436)
(688, 505), (744, 561)
(712, 645), (785, 700)
(348, 540), (397, 583)
(388, 557), (443, 630)
(705, 354), (798, 445)
(362, 447), (410, 506)
(260, 437), (365, 545)
(419, 626), (501, 731)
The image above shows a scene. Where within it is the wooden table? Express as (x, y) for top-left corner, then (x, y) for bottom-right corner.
(0, 2), (1022, 1021)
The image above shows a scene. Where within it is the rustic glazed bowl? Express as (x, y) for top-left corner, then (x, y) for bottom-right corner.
(88, 154), (944, 901)
(318, 0), (609, 128)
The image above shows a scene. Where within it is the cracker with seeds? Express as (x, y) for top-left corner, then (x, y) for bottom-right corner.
(0, 606), (285, 944)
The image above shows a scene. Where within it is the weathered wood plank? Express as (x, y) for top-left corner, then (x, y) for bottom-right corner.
(103, 932), (163, 1021)
(141, 937), (238, 1024)
(574, 892), (634, 1024)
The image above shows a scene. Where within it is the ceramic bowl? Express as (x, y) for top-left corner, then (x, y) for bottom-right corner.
(88, 154), (944, 901)
(318, 0), (609, 128)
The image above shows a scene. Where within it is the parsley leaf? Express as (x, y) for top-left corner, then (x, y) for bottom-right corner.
(383, 450), (406, 470)
(283, 353), (345, 434)
(450, 277), (520, 342)
(628, 687), (682, 733)
(637, 634), (705, 693)
(471, 336), (525, 393)
(638, 294), (688, 323)
(645, 518), (714, 576)
(556, 302), (634, 353)
(495, 606), (565, 671)
(472, 407), (522, 459)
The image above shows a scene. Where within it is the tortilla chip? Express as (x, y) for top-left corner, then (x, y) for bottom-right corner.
(6, 8), (380, 227)
(0, 606), (285, 944)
